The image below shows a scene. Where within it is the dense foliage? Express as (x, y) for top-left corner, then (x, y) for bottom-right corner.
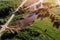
(0, 0), (22, 25)
(0, 0), (60, 40)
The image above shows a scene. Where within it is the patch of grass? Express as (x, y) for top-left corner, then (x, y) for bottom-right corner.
(28, 17), (60, 40)
(0, 0), (22, 25)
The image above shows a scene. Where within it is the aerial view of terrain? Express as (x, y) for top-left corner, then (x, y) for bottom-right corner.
(0, 0), (60, 40)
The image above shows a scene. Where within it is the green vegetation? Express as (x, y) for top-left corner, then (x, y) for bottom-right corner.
(1, 17), (60, 40)
(0, 0), (22, 25)
(0, 0), (60, 40)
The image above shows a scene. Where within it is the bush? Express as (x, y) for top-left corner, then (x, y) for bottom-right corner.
(0, 28), (41, 40)
(0, 0), (22, 25)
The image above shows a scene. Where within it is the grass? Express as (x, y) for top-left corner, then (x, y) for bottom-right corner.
(26, 17), (60, 40)
(1, 17), (60, 40)
(27, 7), (60, 40)
(0, 0), (60, 40)
(0, 0), (22, 25)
